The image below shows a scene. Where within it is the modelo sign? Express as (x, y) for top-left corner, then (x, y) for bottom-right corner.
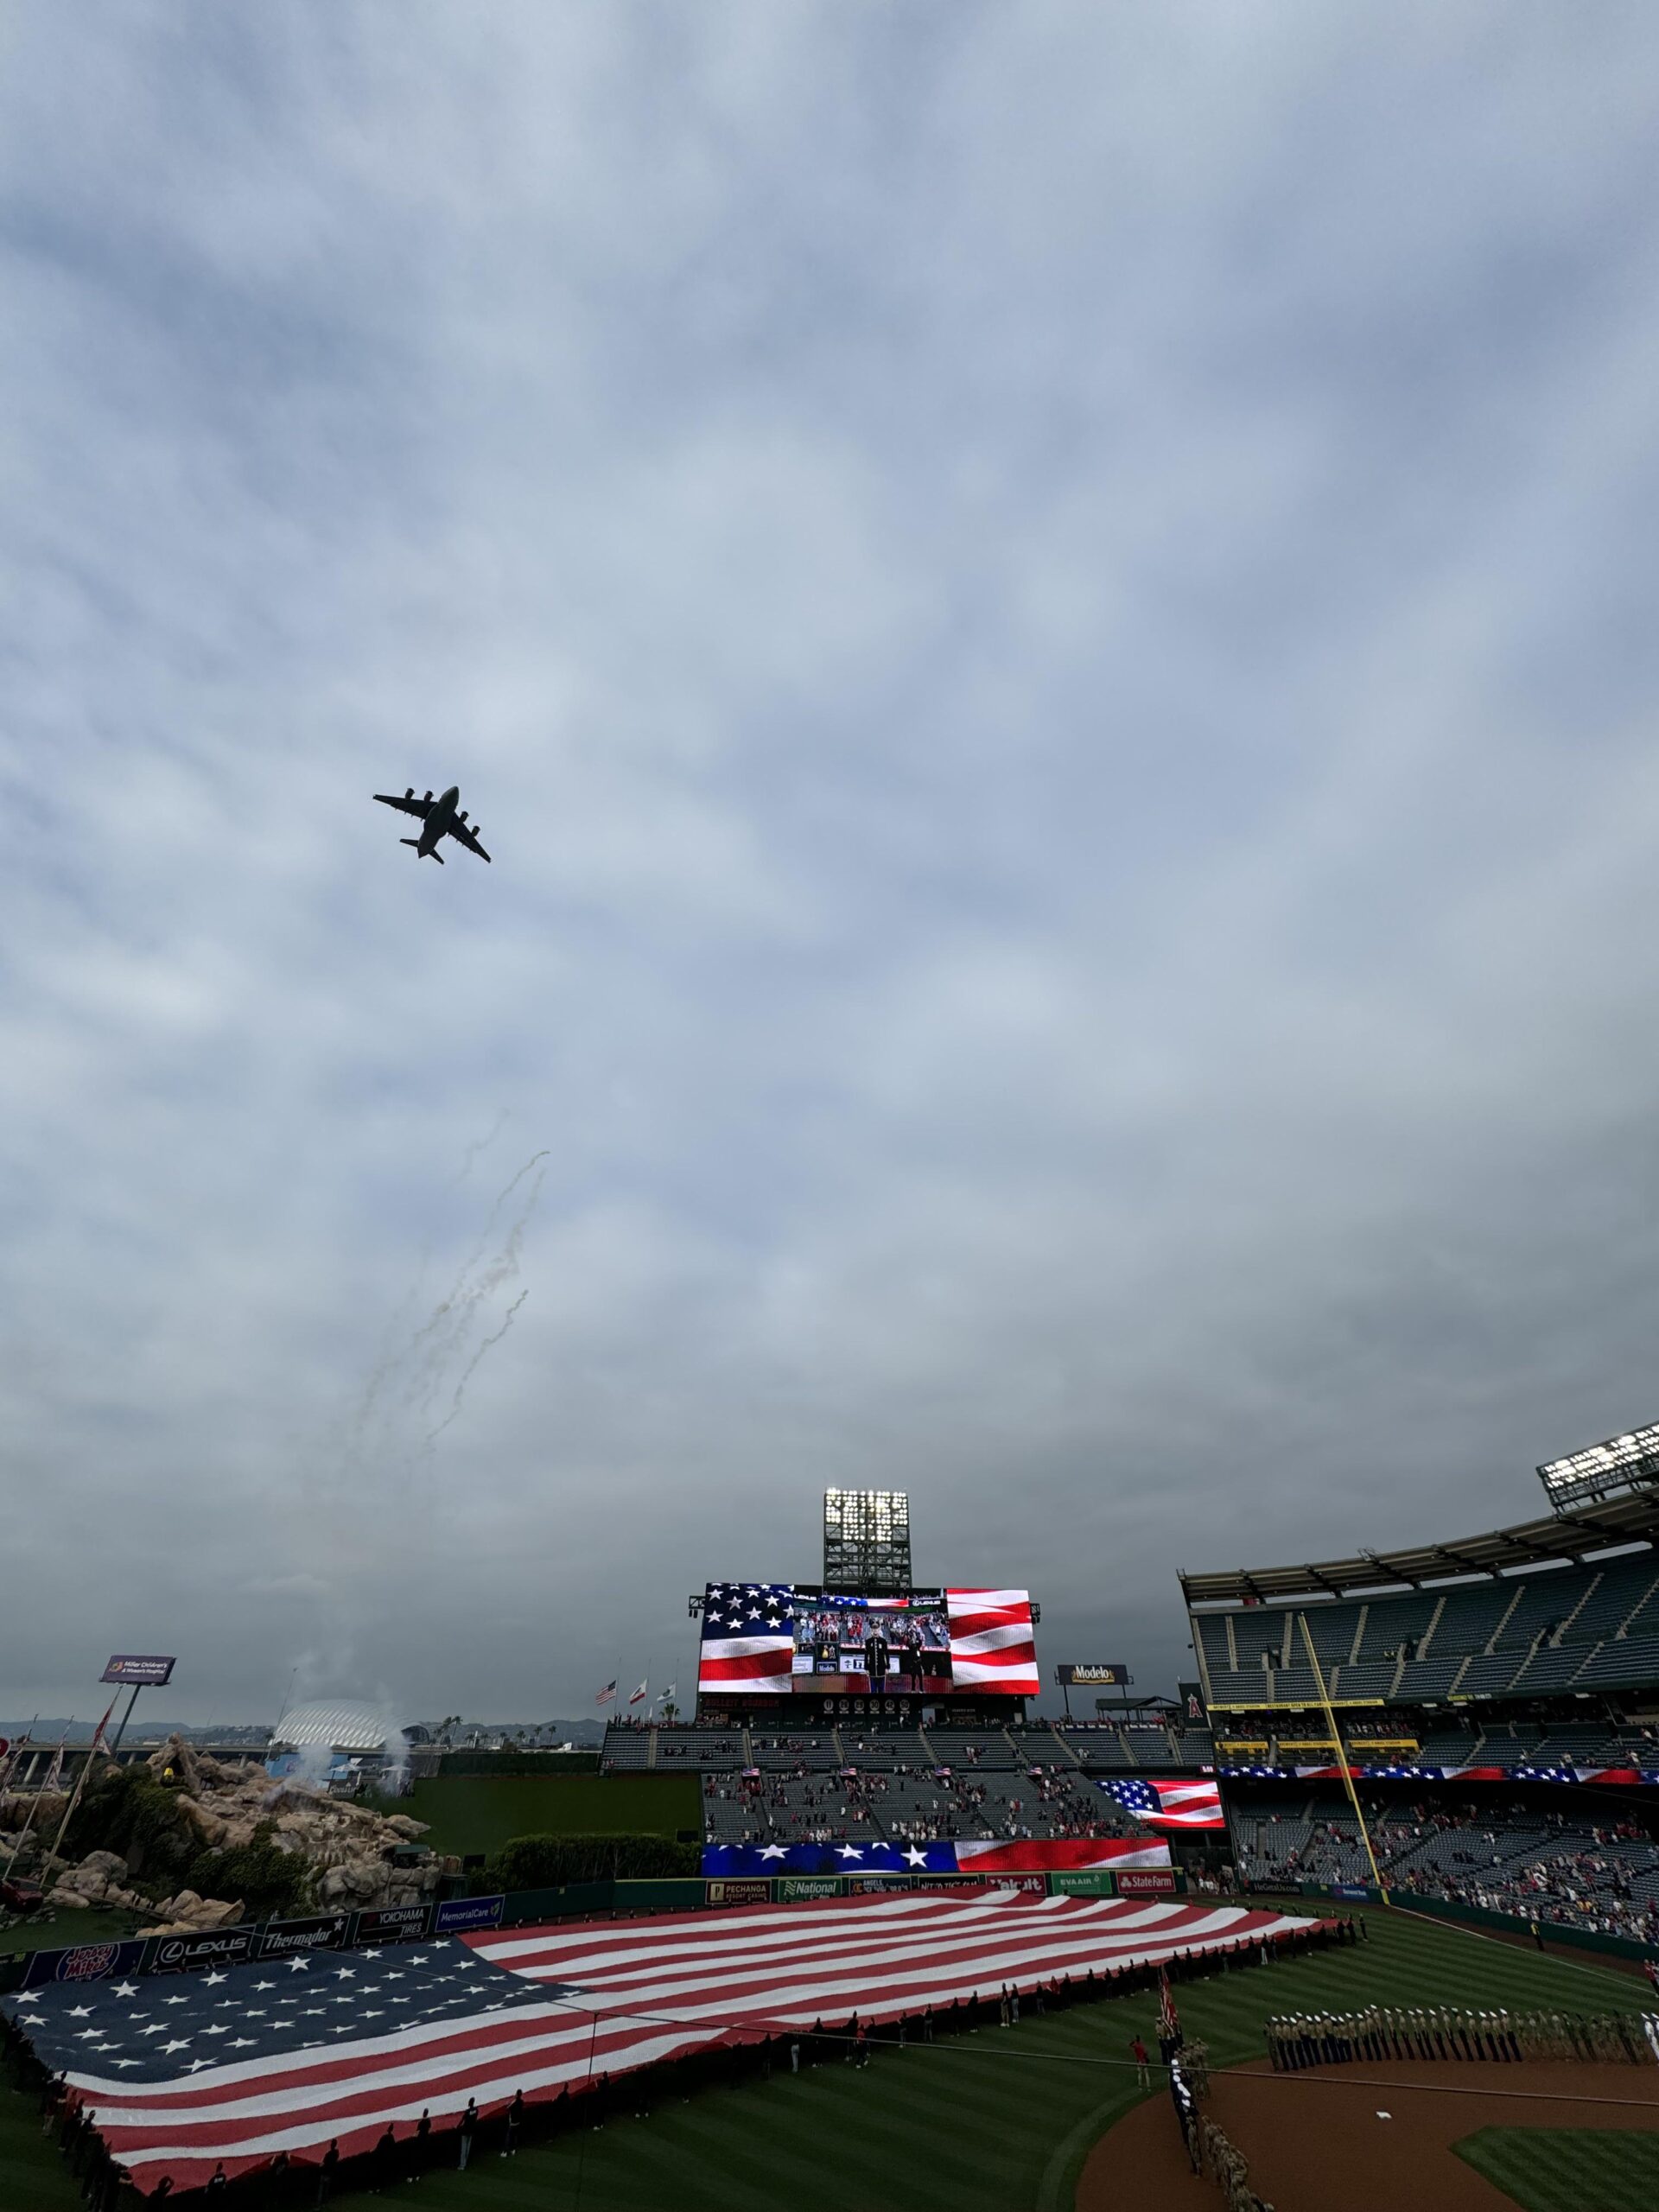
(1054, 1663), (1129, 1687)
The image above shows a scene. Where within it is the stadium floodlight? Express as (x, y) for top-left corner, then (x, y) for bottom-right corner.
(1537, 1421), (1659, 1515)
(823, 1488), (912, 1594)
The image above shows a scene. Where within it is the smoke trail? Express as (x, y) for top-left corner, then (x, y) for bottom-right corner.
(446, 1109), (509, 1188)
(403, 1154), (547, 1423)
(345, 1117), (512, 1456)
(341, 1147), (549, 1478)
(426, 1287), (530, 1441)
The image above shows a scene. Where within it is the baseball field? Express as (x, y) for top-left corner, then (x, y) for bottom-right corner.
(3, 1895), (1656, 2210)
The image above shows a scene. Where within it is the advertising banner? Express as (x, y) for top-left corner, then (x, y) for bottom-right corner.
(99, 1655), (176, 1687)
(149, 1928), (259, 1975)
(980, 1873), (1047, 1894)
(435, 1895), (505, 1935)
(1115, 1869), (1177, 1896)
(778, 1876), (842, 1902)
(704, 1878), (772, 1908)
(1048, 1871), (1117, 1896)
(22, 1938), (149, 1991)
(353, 1904), (433, 1946)
(257, 1913), (351, 1961)
(847, 1873), (982, 1895)
(1055, 1662), (1129, 1687)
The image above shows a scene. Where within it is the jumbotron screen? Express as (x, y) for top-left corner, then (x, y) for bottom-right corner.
(697, 1585), (1039, 1699)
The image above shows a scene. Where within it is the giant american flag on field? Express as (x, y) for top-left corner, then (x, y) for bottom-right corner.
(3, 1892), (1317, 2194)
(695, 1584), (1039, 1697)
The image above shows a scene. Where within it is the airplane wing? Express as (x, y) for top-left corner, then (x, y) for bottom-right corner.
(446, 817), (492, 863)
(373, 791), (432, 820)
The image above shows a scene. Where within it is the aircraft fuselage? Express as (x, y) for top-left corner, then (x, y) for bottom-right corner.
(419, 785), (461, 856)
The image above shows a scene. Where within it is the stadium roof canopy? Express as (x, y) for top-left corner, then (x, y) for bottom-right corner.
(270, 1698), (402, 1752)
(1180, 1487), (1659, 1608)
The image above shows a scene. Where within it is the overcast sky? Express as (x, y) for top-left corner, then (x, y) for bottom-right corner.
(4, 5), (1659, 1727)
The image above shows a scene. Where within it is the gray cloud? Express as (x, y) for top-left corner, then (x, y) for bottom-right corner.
(3, 6), (1659, 1722)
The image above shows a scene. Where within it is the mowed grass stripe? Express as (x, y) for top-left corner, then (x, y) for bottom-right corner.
(7, 1901), (1653, 2211)
(1455, 2126), (1659, 2212)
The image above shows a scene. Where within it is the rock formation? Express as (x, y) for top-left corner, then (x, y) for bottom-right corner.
(2, 1735), (439, 1933)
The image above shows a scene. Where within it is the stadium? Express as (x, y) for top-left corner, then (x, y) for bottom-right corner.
(6, 1460), (1659, 2209)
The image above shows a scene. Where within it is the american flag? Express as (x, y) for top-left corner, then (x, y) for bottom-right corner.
(4, 1893), (1315, 2193)
(945, 1589), (1039, 1694)
(594, 1681), (617, 1707)
(1099, 1777), (1226, 1831)
(702, 1835), (1172, 1876)
(697, 1584), (797, 1697)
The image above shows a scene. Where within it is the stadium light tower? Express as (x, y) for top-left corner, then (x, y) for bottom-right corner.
(1537, 1422), (1659, 1516)
(823, 1489), (912, 1594)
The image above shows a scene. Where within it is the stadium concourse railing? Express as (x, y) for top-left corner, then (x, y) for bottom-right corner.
(0, 1866), (1188, 1997)
(1246, 1877), (1659, 1967)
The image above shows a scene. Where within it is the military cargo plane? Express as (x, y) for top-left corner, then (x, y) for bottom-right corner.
(372, 784), (491, 864)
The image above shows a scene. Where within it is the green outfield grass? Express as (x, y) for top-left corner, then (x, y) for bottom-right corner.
(3, 1897), (1652, 2212)
(366, 1772), (702, 1857)
(0, 1905), (146, 1960)
(1456, 2126), (1659, 2209)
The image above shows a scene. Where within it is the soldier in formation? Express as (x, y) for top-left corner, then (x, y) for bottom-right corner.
(1266, 2004), (1654, 2070)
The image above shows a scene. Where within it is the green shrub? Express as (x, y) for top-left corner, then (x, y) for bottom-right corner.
(184, 1821), (312, 1922)
(485, 1832), (700, 1891)
(61, 1768), (195, 1894)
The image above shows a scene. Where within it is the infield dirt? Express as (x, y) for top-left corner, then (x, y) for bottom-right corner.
(1077, 2058), (1659, 2211)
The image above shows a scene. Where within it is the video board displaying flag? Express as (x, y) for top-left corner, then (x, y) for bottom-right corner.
(697, 1584), (1039, 1700)
(1098, 1777), (1226, 1831)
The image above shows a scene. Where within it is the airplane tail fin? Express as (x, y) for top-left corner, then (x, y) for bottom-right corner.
(399, 837), (442, 863)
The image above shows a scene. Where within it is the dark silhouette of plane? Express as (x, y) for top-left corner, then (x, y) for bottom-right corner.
(372, 785), (491, 864)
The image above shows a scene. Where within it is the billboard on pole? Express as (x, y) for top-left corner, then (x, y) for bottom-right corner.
(100, 1656), (176, 1686)
(1054, 1662), (1128, 1688)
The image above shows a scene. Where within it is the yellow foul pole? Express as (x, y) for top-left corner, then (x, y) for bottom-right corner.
(1297, 1612), (1389, 1904)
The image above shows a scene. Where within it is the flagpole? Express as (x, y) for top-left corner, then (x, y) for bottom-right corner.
(1298, 1612), (1388, 1902)
(3, 1719), (72, 1883)
(48, 1700), (118, 1873)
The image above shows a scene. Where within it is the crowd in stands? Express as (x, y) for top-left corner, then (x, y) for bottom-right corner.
(1235, 1796), (1659, 1944)
(703, 1759), (1145, 1847)
(603, 1716), (1211, 1777)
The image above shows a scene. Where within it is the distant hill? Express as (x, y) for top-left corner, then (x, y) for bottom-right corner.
(2, 1716), (606, 1748)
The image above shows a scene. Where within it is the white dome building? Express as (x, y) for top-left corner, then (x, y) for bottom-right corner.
(272, 1699), (402, 1754)
(268, 1700), (421, 1796)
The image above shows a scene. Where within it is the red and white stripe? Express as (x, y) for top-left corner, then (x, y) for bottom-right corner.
(945, 1588), (1039, 1694)
(954, 1836), (1170, 1872)
(696, 1631), (793, 1695)
(1138, 1781), (1225, 1831)
(67, 1893), (1314, 2193)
